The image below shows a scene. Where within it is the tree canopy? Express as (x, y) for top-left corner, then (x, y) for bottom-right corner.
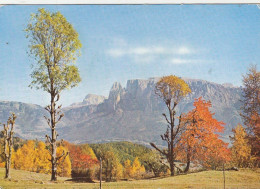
(26, 8), (82, 94)
(155, 75), (191, 106)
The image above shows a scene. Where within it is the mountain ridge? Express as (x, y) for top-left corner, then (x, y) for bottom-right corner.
(0, 77), (243, 145)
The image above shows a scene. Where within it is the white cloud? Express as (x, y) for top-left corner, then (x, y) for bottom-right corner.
(107, 49), (125, 57)
(178, 47), (191, 55)
(171, 58), (189, 64)
(170, 58), (208, 65)
(106, 42), (206, 65)
(107, 46), (194, 57)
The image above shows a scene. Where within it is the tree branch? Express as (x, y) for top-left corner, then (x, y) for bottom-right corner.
(56, 151), (69, 166)
(45, 134), (52, 144)
(150, 142), (167, 156)
(162, 113), (171, 125)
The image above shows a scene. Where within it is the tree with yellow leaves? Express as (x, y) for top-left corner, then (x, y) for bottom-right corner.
(13, 140), (36, 171)
(131, 157), (145, 179)
(112, 159), (124, 181)
(123, 159), (132, 179)
(230, 124), (252, 167)
(35, 141), (51, 174)
(80, 144), (97, 159)
(123, 158), (145, 179)
(150, 75), (191, 176)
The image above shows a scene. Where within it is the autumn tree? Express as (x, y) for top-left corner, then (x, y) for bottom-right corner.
(64, 142), (98, 180)
(1, 113), (16, 179)
(131, 157), (146, 179)
(150, 75), (191, 176)
(102, 151), (123, 181)
(142, 151), (168, 177)
(13, 140), (36, 171)
(178, 97), (228, 172)
(123, 159), (132, 179)
(80, 144), (97, 159)
(241, 65), (260, 165)
(25, 8), (82, 181)
(35, 141), (51, 174)
(203, 140), (230, 169)
(230, 124), (252, 168)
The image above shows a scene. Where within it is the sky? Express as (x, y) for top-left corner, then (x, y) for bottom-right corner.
(0, 5), (259, 107)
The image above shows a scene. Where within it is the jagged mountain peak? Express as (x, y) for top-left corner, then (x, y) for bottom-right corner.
(83, 94), (106, 105)
(0, 77), (243, 145)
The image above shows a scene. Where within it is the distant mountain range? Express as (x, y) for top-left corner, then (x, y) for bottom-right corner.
(0, 77), (243, 146)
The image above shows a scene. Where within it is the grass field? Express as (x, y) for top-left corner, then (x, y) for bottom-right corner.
(0, 168), (259, 189)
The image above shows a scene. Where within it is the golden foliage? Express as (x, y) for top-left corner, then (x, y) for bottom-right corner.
(124, 158), (146, 179)
(57, 145), (71, 177)
(155, 75), (191, 105)
(13, 140), (71, 177)
(231, 124), (252, 167)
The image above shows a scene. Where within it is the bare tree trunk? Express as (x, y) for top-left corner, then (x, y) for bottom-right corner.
(184, 147), (191, 173)
(50, 94), (57, 181)
(5, 156), (10, 179)
(170, 162), (175, 176)
(44, 92), (65, 181)
(2, 113), (16, 179)
(170, 108), (175, 176)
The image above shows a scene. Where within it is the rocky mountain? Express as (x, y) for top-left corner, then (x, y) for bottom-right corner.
(0, 101), (47, 139)
(69, 94), (106, 108)
(0, 77), (243, 146)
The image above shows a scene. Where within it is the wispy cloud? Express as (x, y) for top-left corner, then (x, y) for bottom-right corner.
(106, 39), (208, 65)
(107, 46), (194, 58)
(170, 58), (205, 65)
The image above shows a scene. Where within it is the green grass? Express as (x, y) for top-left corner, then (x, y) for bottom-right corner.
(0, 168), (259, 189)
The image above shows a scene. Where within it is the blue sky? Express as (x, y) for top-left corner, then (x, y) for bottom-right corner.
(0, 5), (259, 107)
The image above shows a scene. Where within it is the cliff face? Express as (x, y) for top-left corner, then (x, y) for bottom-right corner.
(0, 101), (48, 139)
(0, 77), (243, 145)
(61, 77), (243, 145)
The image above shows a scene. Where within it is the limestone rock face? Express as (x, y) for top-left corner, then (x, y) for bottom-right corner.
(70, 94), (106, 107)
(83, 94), (106, 106)
(61, 77), (242, 145)
(0, 77), (243, 146)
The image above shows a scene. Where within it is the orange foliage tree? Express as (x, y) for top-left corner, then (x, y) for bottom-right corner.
(178, 97), (230, 171)
(64, 141), (98, 179)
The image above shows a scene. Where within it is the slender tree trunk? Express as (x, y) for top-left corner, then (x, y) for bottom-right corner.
(50, 94), (57, 181)
(184, 147), (191, 173)
(170, 109), (175, 176)
(184, 158), (190, 173)
(5, 157), (10, 179)
(3, 137), (10, 179)
(3, 113), (16, 179)
(170, 162), (175, 176)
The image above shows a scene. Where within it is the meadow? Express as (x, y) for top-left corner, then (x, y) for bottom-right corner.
(0, 168), (259, 189)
